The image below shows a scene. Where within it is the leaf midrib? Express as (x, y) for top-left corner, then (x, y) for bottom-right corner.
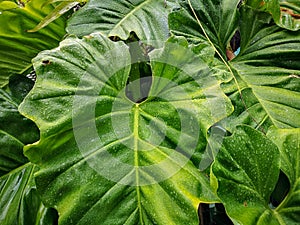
(133, 104), (144, 224)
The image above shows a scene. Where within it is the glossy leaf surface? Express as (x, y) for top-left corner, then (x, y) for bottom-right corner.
(4, 0), (299, 224)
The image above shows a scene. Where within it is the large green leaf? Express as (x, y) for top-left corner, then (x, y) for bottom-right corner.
(212, 125), (282, 224)
(0, 0), (66, 87)
(66, 0), (178, 41)
(19, 33), (233, 224)
(170, 2), (300, 131)
(267, 127), (300, 223)
(0, 78), (57, 225)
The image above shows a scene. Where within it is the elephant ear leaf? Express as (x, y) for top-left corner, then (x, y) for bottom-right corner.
(0, 77), (57, 225)
(0, 0), (66, 87)
(19, 33), (234, 225)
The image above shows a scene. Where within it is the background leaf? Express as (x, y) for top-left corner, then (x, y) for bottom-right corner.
(66, 0), (179, 41)
(279, 0), (300, 31)
(0, 162), (58, 225)
(0, 77), (57, 225)
(0, 79), (39, 145)
(0, 0), (66, 87)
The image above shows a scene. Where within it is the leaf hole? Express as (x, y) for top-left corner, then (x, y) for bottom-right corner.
(42, 60), (51, 65)
(125, 32), (153, 103)
(126, 76), (152, 103)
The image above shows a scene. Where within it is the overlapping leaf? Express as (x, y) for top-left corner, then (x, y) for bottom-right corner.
(66, 0), (178, 41)
(0, 0), (66, 87)
(4, 0), (298, 224)
(19, 33), (234, 224)
(279, 0), (300, 30)
(212, 126), (300, 224)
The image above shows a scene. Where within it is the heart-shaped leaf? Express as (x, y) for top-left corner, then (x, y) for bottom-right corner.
(19, 33), (233, 224)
